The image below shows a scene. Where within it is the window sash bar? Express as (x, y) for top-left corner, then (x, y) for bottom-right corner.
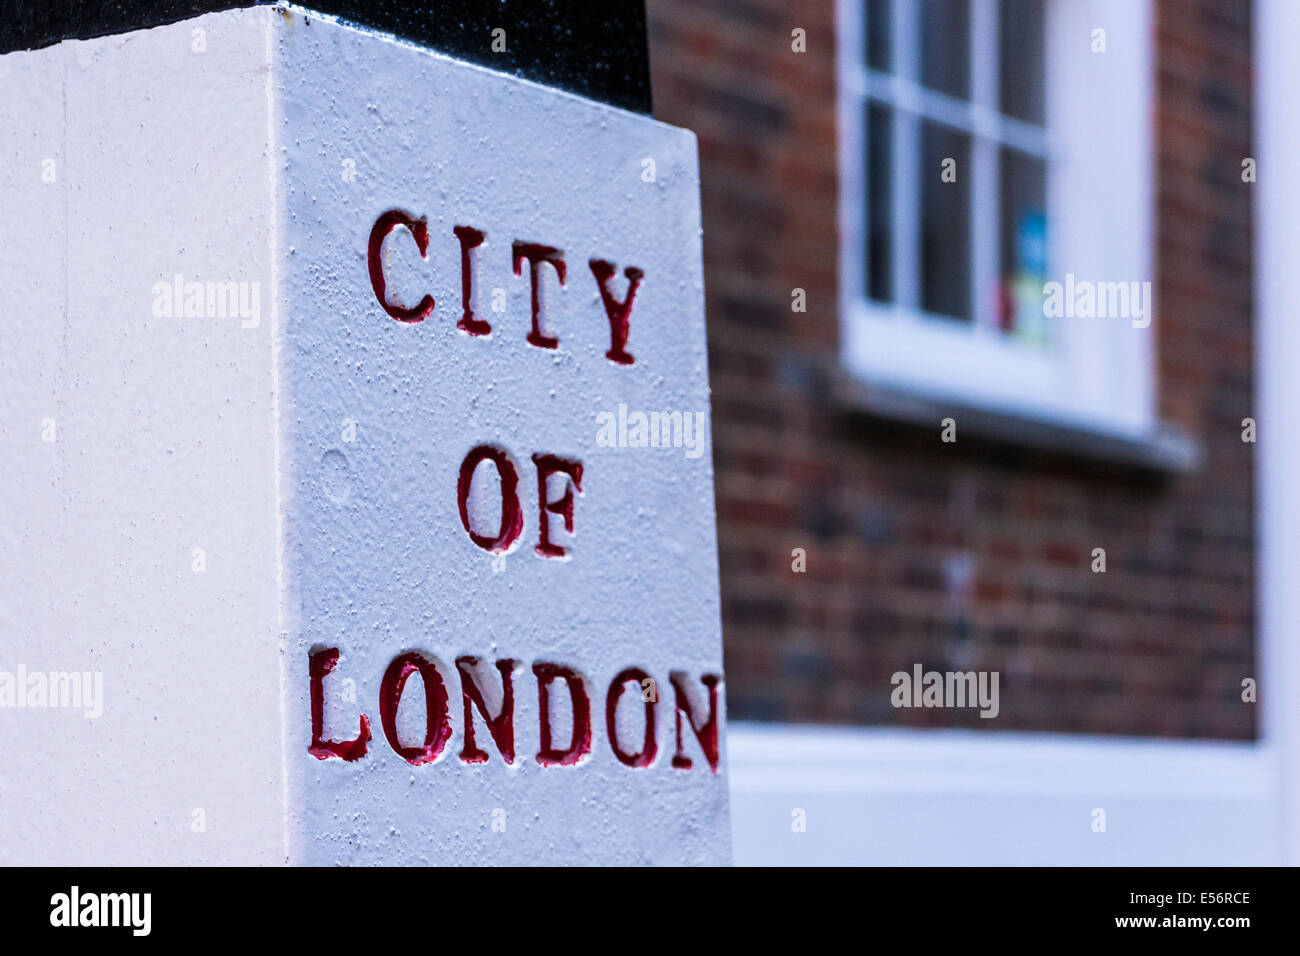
(892, 0), (921, 313)
(971, 0), (1000, 333)
(857, 68), (1050, 157)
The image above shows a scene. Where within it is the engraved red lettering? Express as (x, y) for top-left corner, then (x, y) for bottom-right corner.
(531, 453), (583, 559)
(308, 647), (371, 762)
(367, 210), (435, 323)
(534, 662), (591, 766)
(457, 445), (524, 553)
(379, 652), (452, 766)
(589, 259), (643, 366)
(513, 242), (567, 349)
(453, 225), (490, 336)
(605, 667), (657, 768)
(456, 656), (516, 764)
(670, 672), (721, 773)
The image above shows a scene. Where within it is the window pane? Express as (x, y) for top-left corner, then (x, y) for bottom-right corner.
(999, 0), (1045, 124)
(866, 102), (894, 303)
(920, 0), (970, 99)
(999, 147), (1048, 343)
(866, 0), (892, 72)
(920, 121), (971, 321)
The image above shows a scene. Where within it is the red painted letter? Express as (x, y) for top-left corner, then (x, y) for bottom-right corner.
(513, 242), (567, 349)
(670, 671), (721, 773)
(456, 656), (516, 764)
(458, 445), (524, 553)
(606, 667), (657, 768)
(531, 453), (583, 559)
(589, 259), (643, 366)
(367, 210), (435, 323)
(379, 652), (452, 765)
(308, 647), (371, 762)
(453, 225), (490, 336)
(534, 662), (592, 766)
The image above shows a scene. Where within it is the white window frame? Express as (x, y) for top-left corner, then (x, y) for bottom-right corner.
(837, 0), (1156, 438)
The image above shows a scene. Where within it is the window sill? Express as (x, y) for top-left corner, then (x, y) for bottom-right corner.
(831, 369), (1202, 475)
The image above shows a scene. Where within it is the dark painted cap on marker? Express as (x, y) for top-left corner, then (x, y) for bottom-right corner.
(0, 0), (651, 114)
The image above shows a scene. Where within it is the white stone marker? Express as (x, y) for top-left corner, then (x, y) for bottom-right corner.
(0, 6), (729, 865)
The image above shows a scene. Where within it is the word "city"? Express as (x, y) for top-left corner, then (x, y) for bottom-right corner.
(367, 209), (645, 364)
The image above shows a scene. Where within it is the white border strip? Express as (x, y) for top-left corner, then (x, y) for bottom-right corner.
(727, 723), (1280, 865)
(1256, 0), (1300, 869)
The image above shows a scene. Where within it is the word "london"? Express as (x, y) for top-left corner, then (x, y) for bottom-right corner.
(309, 648), (722, 772)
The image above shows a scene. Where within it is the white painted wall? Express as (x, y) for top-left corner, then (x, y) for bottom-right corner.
(0, 10), (286, 864)
(1255, 0), (1300, 870)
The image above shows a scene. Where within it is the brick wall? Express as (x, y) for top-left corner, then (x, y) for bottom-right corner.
(646, 0), (1255, 737)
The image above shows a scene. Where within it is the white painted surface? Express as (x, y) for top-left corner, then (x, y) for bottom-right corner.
(728, 724), (1279, 865)
(276, 8), (727, 865)
(0, 7), (728, 865)
(1255, 0), (1300, 868)
(0, 10), (284, 864)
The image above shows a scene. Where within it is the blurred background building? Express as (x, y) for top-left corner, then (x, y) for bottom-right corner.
(646, 0), (1299, 864)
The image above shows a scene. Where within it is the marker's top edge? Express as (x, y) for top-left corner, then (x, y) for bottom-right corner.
(0, 0), (653, 115)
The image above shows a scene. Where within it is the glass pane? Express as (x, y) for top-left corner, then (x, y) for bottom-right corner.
(999, 147), (1048, 343)
(920, 0), (970, 99)
(866, 0), (892, 72)
(1000, 0), (1045, 124)
(866, 103), (894, 304)
(920, 121), (971, 321)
